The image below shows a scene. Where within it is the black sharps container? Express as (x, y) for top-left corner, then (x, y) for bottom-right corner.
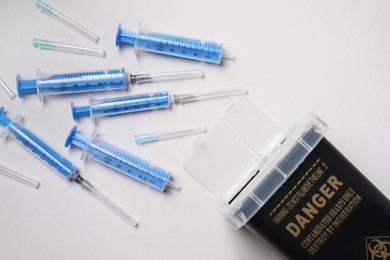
(183, 97), (390, 260)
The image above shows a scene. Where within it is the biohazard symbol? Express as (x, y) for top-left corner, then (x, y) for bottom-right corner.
(367, 237), (390, 260)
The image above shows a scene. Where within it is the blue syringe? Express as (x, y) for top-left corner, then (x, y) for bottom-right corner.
(17, 68), (204, 101)
(65, 126), (179, 192)
(116, 23), (234, 64)
(71, 88), (247, 124)
(0, 107), (138, 227)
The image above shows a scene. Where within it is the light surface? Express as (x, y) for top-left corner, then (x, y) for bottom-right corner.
(0, 0), (389, 260)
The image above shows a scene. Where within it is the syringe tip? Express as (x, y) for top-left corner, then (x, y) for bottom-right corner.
(130, 69), (204, 84)
(167, 179), (180, 190)
(222, 49), (235, 60)
(78, 178), (139, 227)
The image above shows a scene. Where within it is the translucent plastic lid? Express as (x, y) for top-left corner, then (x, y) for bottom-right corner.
(183, 97), (328, 229)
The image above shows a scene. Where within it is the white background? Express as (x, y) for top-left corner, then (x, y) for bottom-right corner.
(0, 0), (389, 259)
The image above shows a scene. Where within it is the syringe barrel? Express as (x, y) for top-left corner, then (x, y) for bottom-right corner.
(0, 107), (78, 180)
(116, 23), (224, 64)
(17, 68), (128, 101)
(71, 91), (171, 123)
(65, 126), (172, 191)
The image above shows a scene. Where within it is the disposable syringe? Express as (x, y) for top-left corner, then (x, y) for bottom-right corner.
(71, 88), (247, 124)
(0, 107), (138, 227)
(16, 68), (204, 101)
(65, 126), (179, 192)
(116, 23), (234, 64)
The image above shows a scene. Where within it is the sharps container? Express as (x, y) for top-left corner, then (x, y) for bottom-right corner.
(184, 97), (390, 259)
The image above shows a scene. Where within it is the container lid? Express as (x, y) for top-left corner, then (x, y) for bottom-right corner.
(183, 97), (328, 229)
